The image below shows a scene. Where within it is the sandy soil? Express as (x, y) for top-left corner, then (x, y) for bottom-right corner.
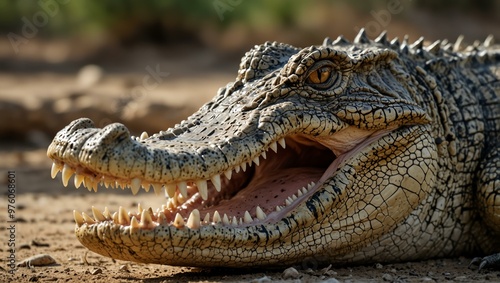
(1, 48), (500, 283)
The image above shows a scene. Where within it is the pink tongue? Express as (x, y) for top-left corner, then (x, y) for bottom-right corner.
(201, 167), (323, 218)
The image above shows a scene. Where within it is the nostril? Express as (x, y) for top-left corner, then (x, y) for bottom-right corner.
(67, 118), (96, 134)
(99, 123), (131, 143)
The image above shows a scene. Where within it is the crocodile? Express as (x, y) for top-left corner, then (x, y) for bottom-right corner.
(47, 30), (500, 269)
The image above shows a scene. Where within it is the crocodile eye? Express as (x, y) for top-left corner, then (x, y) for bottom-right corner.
(305, 61), (339, 89)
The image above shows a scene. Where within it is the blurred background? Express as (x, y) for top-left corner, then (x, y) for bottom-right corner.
(0, 0), (499, 190)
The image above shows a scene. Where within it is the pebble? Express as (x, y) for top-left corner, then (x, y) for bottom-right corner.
(282, 267), (301, 279)
(17, 254), (56, 267)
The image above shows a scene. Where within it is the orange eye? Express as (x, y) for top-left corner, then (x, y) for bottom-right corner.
(306, 66), (332, 85)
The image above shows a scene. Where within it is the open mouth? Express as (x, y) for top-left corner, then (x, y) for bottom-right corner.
(51, 133), (340, 230)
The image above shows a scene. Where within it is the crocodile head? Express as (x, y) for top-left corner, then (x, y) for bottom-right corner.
(47, 31), (438, 267)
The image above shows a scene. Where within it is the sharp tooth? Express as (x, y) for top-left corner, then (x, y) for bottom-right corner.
(186, 209), (200, 229)
(92, 181), (98, 192)
(247, 160), (252, 168)
(74, 174), (84, 188)
(278, 138), (286, 149)
(130, 178), (141, 195)
(270, 142), (278, 153)
(285, 197), (293, 206)
(173, 213), (185, 228)
(261, 151), (267, 159)
(301, 187), (308, 195)
(308, 182), (315, 190)
(276, 206), (282, 212)
(140, 209), (153, 227)
(292, 194), (298, 200)
(241, 162), (247, 172)
(92, 206), (106, 222)
(166, 199), (175, 210)
(231, 216), (238, 226)
(256, 206), (267, 220)
(73, 210), (84, 226)
(211, 175), (221, 192)
(165, 183), (176, 198)
(84, 177), (92, 191)
(222, 214), (230, 225)
(112, 212), (119, 224)
(224, 169), (232, 180)
(82, 212), (95, 224)
(234, 165), (240, 173)
(157, 212), (167, 225)
(51, 162), (62, 179)
(62, 164), (74, 187)
(140, 131), (149, 140)
(103, 207), (111, 219)
(253, 156), (260, 166)
(119, 206), (130, 225)
(178, 181), (188, 199)
(243, 211), (253, 223)
(213, 211), (221, 223)
(142, 182), (150, 192)
(137, 203), (143, 214)
(196, 180), (208, 200)
(152, 183), (163, 196)
(130, 216), (139, 230)
(203, 213), (210, 223)
(297, 188), (303, 197)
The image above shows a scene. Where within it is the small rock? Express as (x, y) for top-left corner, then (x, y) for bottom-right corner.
(90, 268), (102, 275)
(282, 267), (300, 279)
(382, 273), (393, 281)
(31, 240), (50, 247)
(17, 254), (56, 267)
(251, 276), (271, 283)
(119, 264), (130, 272)
(77, 64), (103, 89)
(375, 263), (384, 269)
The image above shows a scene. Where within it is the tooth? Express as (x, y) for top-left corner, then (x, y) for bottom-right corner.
(285, 197), (293, 206)
(173, 213), (185, 228)
(92, 181), (98, 192)
(157, 212), (166, 225)
(62, 164), (74, 187)
(140, 209), (153, 227)
(137, 203), (143, 214)
(103, 207), (111, 219)
(142, 182), (150, 192)
(74, 174), (84, 188)
(140, 131), (149, 140)
(203, 213), (210, 223)
(130, 178), (141, 195)
(213, 211), (221, 223)
(166, 199), (175, 210)
(178, 181), (188, 199)
(92, 206), (106, 221)
(256, 206), (266, 220)
(247, 161), (252, 168)
(292, 194), (298, 200)
(165, 183), (176, 198)
(196, 180), (208, 200)
(224, 169), (232, 180)
(231, 216), (238, 226)
(119, 206), (130, 225)
(253, 157), (260, 166)
(276, 206), (283, 212)
(297, 188), (303, 197)
(301, 187), (308, 195)
(222, 214), (230, 225)
(186, 209), (200, 229)
(82, 212), (95, 224)
(152, 183), (163, 196)
(51, 162), (62, 179)
(130, 216), (139, 230)
(270, 142), (278, 153)
(308, 182), (315, 189)
(278, 138), (286, 149)
(73, 210), (84, 226)
(112, 212), (119, 224)
(211, 175), (221, 192)
(234, 165), (240, 173)
(241, 162), (247, 172)
(243, 211), (253, 223)
(261, 151), (267, 159)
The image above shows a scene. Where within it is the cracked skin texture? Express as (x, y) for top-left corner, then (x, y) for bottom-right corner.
(47, 30), (500, 268)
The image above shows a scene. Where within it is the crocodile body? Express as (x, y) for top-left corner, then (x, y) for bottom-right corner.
(47, 30), (500, 268)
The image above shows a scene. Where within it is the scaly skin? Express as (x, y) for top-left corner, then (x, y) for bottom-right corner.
(47, 30), (500, 268)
